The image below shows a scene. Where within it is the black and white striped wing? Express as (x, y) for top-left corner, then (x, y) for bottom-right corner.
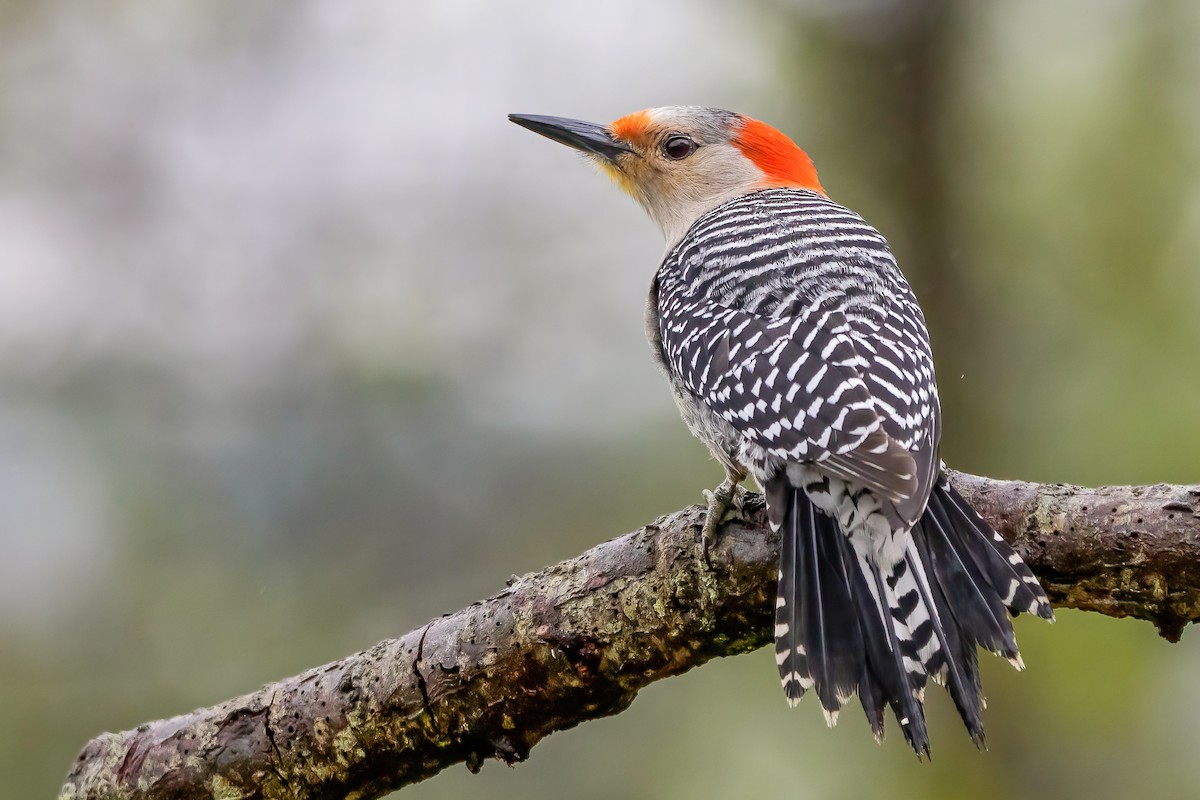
(656, 188), (940, 507)
(658, 293), (919, 504)
(844, 306), (941, 516)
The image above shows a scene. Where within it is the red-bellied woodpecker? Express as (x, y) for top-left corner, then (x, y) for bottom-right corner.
(509, 106), (1053, 756)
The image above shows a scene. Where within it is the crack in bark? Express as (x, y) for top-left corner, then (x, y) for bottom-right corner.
(261, 690), (290, 795)
(58, 472), (1200, 800)
(413, 620), (434, 719)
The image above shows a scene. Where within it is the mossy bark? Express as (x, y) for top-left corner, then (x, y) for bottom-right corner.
(60, 472), (1200, 800)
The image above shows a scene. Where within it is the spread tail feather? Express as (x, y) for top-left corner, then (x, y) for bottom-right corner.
(900, 475), (1054, 740)
(932, 478), (1054, 622)
(769, 472), (1053, 755)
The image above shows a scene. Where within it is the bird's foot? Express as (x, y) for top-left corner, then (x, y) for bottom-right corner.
(700, 477), (747, 559)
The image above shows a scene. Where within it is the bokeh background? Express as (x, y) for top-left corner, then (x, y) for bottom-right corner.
(4, 1), (1200, 798)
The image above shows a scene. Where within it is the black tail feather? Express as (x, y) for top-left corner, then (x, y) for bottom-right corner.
(774, 483), (863, 715)
(856, 661), (888, 743)
(805, 496), (863, 716)
(907, 529), (985, 746)
(922, 498), (1018, 659)
(938, 481), (1054, 620)
(774, 480), (808, 707)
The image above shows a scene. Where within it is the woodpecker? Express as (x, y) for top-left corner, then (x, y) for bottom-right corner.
(510, 107), (1053, 755)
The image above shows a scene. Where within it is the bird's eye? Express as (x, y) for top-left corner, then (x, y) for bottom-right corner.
(662, 135), (697, 160)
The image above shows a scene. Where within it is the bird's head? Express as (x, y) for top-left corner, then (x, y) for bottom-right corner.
(510, 106), (823, 245)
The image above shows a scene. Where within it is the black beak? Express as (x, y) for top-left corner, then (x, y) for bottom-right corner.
(508, 113), (636, 163)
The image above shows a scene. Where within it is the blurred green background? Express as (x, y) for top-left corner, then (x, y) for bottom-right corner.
(3, 1), (1200, 798)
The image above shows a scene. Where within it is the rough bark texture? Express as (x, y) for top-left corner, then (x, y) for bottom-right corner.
(61, 471), (1200, 800)
(952, 472), (1200, 641)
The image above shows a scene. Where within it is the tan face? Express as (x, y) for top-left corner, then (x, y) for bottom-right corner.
(600, 107), (767, 245)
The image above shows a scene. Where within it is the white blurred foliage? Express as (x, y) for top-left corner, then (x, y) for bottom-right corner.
(0, 407), (111, 625)
(0, 1), (768, 426)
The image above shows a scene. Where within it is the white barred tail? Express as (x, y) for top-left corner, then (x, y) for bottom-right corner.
(769, 473), (1052, 756)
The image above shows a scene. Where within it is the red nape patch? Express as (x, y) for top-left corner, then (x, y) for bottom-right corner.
(732, 117), (824, 194)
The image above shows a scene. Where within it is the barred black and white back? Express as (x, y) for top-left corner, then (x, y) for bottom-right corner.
(651, 188), (1053, 754)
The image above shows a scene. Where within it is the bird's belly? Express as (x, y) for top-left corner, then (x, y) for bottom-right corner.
(667, 376), (747, 475)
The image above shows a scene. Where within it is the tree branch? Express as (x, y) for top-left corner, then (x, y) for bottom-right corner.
(60, 471), (1200, 800)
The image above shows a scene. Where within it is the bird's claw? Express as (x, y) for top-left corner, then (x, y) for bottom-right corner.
(700, 478), (747, 559)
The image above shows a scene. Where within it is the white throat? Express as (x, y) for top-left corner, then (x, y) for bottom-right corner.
(637, 145), (766, 248)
